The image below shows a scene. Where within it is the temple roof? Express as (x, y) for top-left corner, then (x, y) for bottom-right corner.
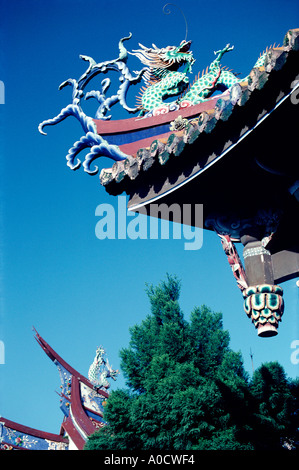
(1, 331), (111, 450)
(34, 330), (109, 399)
(0, 417), (68, 450)
(99, 28), (299, 260)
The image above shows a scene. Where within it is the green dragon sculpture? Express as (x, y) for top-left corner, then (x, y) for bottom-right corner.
(131, 40), (267, 115)
(38, 33), (270, 170)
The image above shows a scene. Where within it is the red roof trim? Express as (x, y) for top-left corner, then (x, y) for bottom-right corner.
(118, 131), (172, 156)
(84, 405), (104, 420)
(0, 417), (68, 443)
(94, 95), (222, 135)
(70, 376), (98, 437)
(33, 329), (109, 398)
(62, 416), (85, 450)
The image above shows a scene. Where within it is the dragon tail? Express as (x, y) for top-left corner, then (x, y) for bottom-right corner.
(38, 103), (96, 136)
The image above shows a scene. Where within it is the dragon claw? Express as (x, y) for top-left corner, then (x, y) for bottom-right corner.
(214, 43), (235, 56)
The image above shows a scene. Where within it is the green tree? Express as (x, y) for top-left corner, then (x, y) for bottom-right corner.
(85, 275), (298, 451)
(249, 362), (299, 450)
(86, 275), (254, 450)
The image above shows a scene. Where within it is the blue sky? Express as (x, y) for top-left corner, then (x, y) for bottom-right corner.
(0, 0), (298, 434)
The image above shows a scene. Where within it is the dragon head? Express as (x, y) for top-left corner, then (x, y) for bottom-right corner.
(130, 39), (195, 73)
(95, 346), (105, 363)
(161, 40), (195, 71)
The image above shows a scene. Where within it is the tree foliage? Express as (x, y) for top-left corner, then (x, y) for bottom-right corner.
(249, 362), (299, 449)
(85, 275), (298, 451)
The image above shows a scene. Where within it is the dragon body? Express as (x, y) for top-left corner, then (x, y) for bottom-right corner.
(132, 40), (194, 113)
(38, 33), (268, 170)
(131, 41), (267, 114)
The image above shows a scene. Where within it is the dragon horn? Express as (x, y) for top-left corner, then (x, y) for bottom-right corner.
(138, 43), (149, 50)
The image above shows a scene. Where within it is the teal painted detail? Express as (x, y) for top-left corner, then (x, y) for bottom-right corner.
(243, 284), (284, 336)
(132, 41), (267, 114)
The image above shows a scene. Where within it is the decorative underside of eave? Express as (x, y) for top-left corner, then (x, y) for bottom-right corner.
(99, 28), (299, 194)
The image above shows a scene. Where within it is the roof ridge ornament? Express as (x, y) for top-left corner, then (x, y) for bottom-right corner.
(38, 34), (147, 174)
(39, 29), (292, 177)
(88, 346), (119, 389)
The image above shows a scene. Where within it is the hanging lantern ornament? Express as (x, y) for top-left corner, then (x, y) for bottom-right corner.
(243, 284), (284, 337)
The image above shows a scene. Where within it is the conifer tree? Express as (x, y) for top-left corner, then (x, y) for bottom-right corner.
(85, 275), (298, 451)
(249, 362), (299, 450)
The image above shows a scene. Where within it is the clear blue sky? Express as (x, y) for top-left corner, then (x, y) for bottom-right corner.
(0, 0), (298, 434)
